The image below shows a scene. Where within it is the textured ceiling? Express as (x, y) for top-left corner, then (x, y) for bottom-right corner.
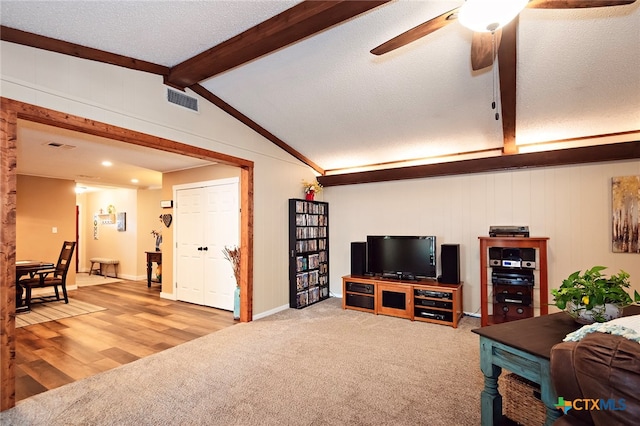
(16, 120), (212, 190)
(2, 0), (639, 183)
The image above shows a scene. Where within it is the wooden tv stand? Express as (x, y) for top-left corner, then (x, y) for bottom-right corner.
(342, 275), (463, 328)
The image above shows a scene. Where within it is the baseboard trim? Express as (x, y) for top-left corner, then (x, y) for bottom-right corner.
(253, 303), (289, 321)
(160, 291), (176, 301)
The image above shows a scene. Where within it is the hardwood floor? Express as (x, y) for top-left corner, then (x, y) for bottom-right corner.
(15, 278), (236, 402)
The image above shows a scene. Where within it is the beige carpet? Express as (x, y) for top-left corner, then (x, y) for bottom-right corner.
(76, 273), (123, 287)
(2, 298), (483, 425)
(16, 299), (106, 328)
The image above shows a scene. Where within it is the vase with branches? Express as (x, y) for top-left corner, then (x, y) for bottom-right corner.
(223, 245), (241, 320)
(151, 229), (162, 251)
(222, 246), (241, 287)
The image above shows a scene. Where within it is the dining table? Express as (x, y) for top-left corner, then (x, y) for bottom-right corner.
(15, 260), (55, 313)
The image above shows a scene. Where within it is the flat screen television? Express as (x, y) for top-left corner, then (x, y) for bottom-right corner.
(367, 235), (436, 280)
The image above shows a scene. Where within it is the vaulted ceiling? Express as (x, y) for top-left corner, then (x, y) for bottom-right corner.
(1, 0), (639, 188)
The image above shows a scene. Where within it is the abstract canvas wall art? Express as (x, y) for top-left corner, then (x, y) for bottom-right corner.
(612, 175), (640, 253)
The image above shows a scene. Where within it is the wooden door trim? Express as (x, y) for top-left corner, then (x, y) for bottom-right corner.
(0, 97), (254, 411)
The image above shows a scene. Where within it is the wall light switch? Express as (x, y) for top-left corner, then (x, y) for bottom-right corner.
(52, 227), (58, 234)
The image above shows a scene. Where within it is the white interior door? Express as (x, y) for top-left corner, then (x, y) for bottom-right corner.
(204, 181), (239, 310)
(175, 178), (239, 310)
(176, 187), (205, 305)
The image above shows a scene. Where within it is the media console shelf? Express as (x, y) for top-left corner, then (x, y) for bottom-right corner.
(342, 275), (463, 328)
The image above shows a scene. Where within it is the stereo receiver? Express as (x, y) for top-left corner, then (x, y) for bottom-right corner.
(489, 247), (536, 269)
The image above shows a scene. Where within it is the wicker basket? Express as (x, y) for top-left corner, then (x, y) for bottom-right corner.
(503, 373), (546, 426)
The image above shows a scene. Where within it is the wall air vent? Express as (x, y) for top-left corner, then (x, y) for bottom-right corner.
(167, 88), (199, 112)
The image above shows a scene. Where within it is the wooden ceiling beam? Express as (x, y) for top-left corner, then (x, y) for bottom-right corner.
(317, 141), (640, 187)
(190, 85), (325, 175)
(0, 26), (170, 76)
(166, 0), (390, 88)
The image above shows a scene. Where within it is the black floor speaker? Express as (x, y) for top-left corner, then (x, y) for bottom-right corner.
(439, 244), (460, 284)
(350, 242), (367, 276)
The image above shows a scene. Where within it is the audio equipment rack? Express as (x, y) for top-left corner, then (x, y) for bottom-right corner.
(478, 236), (549, 327)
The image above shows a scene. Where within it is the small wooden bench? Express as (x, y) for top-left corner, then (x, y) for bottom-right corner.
(89, 258), (119, 278)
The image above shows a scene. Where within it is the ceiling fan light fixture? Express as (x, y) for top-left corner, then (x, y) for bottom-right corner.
(458, 0), (528, 33)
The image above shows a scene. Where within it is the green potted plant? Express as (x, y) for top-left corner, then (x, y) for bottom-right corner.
(551, 266), (640, 324)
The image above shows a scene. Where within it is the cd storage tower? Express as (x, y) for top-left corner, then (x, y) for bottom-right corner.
(289, 199), (330, 308)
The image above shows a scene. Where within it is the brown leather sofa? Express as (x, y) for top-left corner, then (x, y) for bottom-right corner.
(550, 332), (640, 425)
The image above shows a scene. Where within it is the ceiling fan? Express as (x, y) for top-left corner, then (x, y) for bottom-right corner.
(370, 0), (636, 155)
(371, 0), (637, 70)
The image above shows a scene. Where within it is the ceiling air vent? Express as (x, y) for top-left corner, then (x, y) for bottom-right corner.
(167, 88), (199, 112)
(45, 142), (76, 150)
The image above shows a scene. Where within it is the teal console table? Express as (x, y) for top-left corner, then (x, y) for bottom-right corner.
(472, 305), (640, 425)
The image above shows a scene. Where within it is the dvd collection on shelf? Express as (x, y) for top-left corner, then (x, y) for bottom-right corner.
(289, 198), (329, 308)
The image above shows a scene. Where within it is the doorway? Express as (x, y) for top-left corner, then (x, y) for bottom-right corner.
(1, 98), (254, 410)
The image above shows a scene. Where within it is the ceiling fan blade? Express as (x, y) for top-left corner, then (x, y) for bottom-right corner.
(498, 17), (518, 155)
(526, 0), (636, 9)
(370, 7), (460, 55)
(471, 30), (502, 71)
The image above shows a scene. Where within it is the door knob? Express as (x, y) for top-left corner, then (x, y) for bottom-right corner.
(203, 247), (208, 251)
(197, 247), (203, 251)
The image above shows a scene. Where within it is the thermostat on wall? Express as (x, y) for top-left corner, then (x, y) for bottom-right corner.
(160, 200), (173, 208)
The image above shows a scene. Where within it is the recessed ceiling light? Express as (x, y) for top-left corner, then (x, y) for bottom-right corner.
(102, 161), (112, 167)
(131, 178), (139, 183)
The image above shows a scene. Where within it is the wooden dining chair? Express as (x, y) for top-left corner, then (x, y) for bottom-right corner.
(21, 241), (76, 309)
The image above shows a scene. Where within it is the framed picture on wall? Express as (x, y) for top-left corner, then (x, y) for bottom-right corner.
(612, 175), (640, 253)
(117, 212), (127, 232)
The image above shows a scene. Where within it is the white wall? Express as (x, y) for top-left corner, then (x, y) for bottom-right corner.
(325, 160), (640, 315)
(1, 41), (317, 317)
(4, 41), (638, 319)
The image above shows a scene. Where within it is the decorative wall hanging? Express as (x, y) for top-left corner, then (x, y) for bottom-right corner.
(162, 214), (173, 228)
(612, 175), (640, 253)
(117, 212), (127, 232)
(93, 215), (99, 240)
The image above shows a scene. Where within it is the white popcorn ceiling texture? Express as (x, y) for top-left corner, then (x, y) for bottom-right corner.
(2, 1), (639, 173)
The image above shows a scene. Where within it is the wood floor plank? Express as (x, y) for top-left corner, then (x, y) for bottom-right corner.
(15, 279), (236, 402)
(47, 336), (108, 364)
(15, 367), (48, 401)
(18, 359), (75, 389)
(99, 347), (140, 365)
(20, 323), (62, 340)
(156, 326), (204, 342)
(33, 346), (105, 381)
(55, 324), (115, 352)
(89, 357), (123, 372)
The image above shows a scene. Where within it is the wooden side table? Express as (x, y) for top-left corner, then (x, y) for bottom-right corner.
(472, 305), (640, 425)
(146, 251), (162, 288)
